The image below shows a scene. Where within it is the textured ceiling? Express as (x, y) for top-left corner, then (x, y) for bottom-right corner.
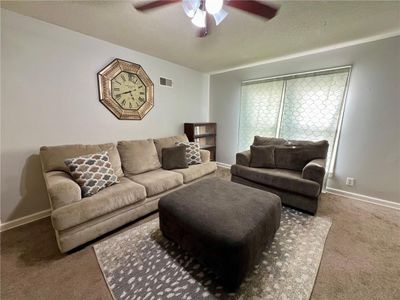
(2, 1), (400, 72)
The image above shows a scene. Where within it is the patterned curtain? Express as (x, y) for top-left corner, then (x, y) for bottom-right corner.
(238, 67), (350, 174)
(238, 80), (284, 151)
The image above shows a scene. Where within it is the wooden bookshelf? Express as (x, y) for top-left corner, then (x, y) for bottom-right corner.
(184, 123), (216, 161)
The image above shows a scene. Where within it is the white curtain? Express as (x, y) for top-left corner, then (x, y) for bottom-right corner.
(238, 67), (351, 174)
(238, 80), (283, 151)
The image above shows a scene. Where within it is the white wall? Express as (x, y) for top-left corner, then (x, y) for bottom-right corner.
(210, 36), (400, 204)
(1, 9), (209, 222)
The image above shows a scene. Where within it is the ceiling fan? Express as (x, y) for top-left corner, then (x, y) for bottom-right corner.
(133, 0), (279, 37)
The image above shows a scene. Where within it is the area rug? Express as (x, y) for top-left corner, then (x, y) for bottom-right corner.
(94, 207), (331, 300)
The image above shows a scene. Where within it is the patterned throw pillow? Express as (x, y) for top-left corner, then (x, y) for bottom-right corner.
(175, 142), (202, 165)
(64, 152), (119, 197)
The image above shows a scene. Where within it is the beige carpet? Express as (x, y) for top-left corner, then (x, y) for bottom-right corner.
(1, 168), (400, 300)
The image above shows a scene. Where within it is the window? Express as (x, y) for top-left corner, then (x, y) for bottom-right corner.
(238, 66), (351, 175)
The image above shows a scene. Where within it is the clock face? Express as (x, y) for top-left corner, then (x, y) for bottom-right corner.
(111, 72), (146, 110)
(98, 59), (154, 120)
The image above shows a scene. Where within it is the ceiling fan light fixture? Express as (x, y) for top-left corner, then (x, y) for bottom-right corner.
(205, 0), (223, 15)
(213, 8), (228, 26)
(191, 9), (206, 28)
(182, 0), (200, 18)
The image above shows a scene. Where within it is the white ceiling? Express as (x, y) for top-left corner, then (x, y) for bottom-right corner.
(2, 1), (400, 72)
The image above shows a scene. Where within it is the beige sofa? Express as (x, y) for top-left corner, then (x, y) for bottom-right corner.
(40, 135), (217, 253)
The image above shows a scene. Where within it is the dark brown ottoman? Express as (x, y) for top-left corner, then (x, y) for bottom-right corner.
(158, 178), (281, 291)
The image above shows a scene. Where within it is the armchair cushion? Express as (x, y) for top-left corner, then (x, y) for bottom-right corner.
(274, 140), (329, 171)
(249, 145), (275, 168)
(231, 164), (320, 198)
(253, 136), (286, 146)
(236, 150), (251, 166)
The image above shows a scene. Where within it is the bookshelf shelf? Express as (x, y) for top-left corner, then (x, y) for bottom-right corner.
(184, 123), (216, 161)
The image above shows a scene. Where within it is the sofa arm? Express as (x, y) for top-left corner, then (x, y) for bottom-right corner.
(236, 150), (251, 166)
(200, 149), (210, 163)
(302, 159), (326, 187)
(44, 171), (82, 210)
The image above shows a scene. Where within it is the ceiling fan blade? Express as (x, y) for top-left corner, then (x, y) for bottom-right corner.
(134, 0), (180, 11)
(226, 0), (278, 20)
(197, 13), (211, 38)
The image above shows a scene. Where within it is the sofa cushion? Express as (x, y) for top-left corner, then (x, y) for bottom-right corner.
(172, 162), (217, 183)
(162, 145), (188, 170)
(117, 139), (161, 175)
(249, 145), (275, 168)
(230, 164), (320, 197)
(64, 152), (119, 197)
(128, 169), (184, 197)
(51, 177), (146, 231)
(40, 143), (123, 177)
(253, 136), (286, 146)
(275, 140), (329, 171)
(153, 135), (189, 161)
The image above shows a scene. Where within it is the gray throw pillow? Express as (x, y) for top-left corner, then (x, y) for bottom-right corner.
(162, 145), (188, 170)
(250, 145), (275, 168)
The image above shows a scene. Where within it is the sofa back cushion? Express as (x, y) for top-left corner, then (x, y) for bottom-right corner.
(40, 143), (123, 177)
(117, 139), (161, 175)
(153, 135), (189, 162)
(253, 136), (286, 146)
(274, 140), (329, 171)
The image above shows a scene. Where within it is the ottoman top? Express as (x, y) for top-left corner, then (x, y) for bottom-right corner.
(159, 178), (281, 243)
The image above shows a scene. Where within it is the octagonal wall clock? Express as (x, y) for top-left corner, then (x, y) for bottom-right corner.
(98, 58), (154, 120)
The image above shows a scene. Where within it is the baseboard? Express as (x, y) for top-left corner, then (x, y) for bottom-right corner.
(0, 209), (51, 232)
(216, 162), (231, 169)
(326, 187), (400, 211)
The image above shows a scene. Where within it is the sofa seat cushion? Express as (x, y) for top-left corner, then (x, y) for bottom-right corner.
(231, 165), (320, 198)
(128, 169), (184, 197)
(51, 177), (146, 231)
(172, 162), (217, 183)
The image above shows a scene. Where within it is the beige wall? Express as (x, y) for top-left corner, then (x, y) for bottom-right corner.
(210, 36), (400, 204)
(0, 9), (209, 222)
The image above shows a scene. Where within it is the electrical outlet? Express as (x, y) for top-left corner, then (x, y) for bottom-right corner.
(346, 177), (355, 186)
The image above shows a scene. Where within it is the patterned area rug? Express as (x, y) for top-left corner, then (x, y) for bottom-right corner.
(94, 207), (331, 300)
